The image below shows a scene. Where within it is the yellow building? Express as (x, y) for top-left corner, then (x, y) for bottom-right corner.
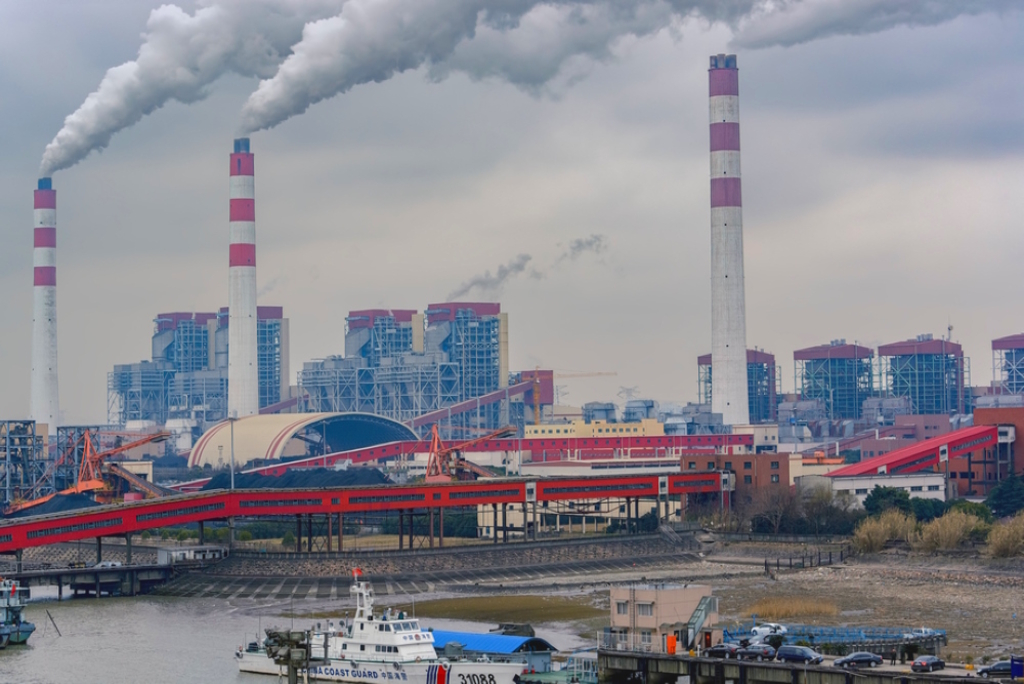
(524, 419), (664, 439)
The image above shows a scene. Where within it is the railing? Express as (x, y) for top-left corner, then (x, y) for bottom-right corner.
(599, 632), (667, 655)
(685, 596), (717, 648)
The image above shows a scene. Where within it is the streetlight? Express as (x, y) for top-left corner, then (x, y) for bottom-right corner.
(228, 411), (238, 548)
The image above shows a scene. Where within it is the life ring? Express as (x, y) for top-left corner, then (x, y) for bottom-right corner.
(415, 634), (421, 641)
(416, 657), (422, 663)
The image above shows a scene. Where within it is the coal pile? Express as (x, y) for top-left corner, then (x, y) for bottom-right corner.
(200, 468), (390, 491)
(5, 493), (100, 519)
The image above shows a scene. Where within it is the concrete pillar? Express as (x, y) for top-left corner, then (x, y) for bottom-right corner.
(501, 503), (508, 543)
(58, 579), (63, 600)
(327, 513), (333, 553)
(198, 521), (205, 545)
(306, 515), (313, 552)
(296, 515), (302, 553)
(532, 502), (538, 541)
(125, 534), (132, 565)
(429, 508), (435, 549)
(338, 513), (344, 552)
(492, 504), (498, 544)
(398, 511), (404, 550)
(229, 516), (236, 549)
(95, 574), (101, 598)
(16, 549), (23, 574)
(439, 508), (445, 548)
(408, 509), (415, 549)
(96, 537), (103, 563)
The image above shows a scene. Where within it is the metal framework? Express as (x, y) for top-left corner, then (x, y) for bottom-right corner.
(0, 421), (46, 508)
(107, 362), (175, 425)
(879, 351), (970, 415)
(167, 370), (230, 423)
(698, 355), (779, 423)
(993, 344), (1024, 396)
(257, 318), (283, 410)
(796, 357), (874, 420)
(171, 319), (209, 373)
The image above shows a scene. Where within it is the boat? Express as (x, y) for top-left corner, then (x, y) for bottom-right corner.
(236, 573), (527, 683)
(0, 578), (36, 648)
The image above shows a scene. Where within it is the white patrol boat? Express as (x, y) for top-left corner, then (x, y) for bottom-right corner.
(236, 573), (526, 684)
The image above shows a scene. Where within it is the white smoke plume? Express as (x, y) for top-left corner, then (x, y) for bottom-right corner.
(555, 234), (607, 264)
(447, 253), (532, 300)
(42, 0), (1017, 170)
(39, 0), (344, 176)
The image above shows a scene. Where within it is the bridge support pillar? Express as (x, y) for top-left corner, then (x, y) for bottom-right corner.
(95, 574), (101, 598)
(96, 536), (103, 563)
(338, 513), (344, 552)
(327, 513), (333, 553)
(15, 548), (23, 573)
(634, 498), (640, 531)
(429, 508), (435, 548)
(198, 521), (205, 545)
(439, 508), (444, 548)
(531, 502), (537, 541)
(126, 534), (132, 565)
(398, 511), (404, 550)
(492, 504), (498, 544)
(501, 503), (508, 543)
(407, 509), (414, 550)
(296, 515), (302, 553)
(306, 515), (313, 553)
(57, 579), (63, 601)
(625, 498), (632, 535)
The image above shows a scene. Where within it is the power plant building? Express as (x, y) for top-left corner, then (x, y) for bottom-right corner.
(878, 334), (970, 416)
(794, 340), (874, 420)
(107, 307), (289, 428)
(992, 334), (1024, 396)
(698, 349), (778, 424)
(300, 303), (513, 434)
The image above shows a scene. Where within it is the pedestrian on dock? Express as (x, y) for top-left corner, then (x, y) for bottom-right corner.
(890, 648), (898, 666)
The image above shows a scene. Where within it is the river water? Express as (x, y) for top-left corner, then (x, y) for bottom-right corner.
(2, 593), (590, 684)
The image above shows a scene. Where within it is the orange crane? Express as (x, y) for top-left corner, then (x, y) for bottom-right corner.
(424, 424), (517, 483)
(532, 369), (618, 425)
(6, 430), (170, 514)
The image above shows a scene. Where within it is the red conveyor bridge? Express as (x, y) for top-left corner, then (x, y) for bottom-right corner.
(0, 471), (726, 555)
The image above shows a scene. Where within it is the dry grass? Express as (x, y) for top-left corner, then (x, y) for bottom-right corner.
(914, 510), (985, 552)
(745, 597), (839, 620)
(854, 509), (916, 553)
(988, 512), (1024, 558)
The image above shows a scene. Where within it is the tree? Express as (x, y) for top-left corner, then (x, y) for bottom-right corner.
(750, 487), (799, 535)
(863, 486), (912, 517)
(802, 485), (865, 536)
(987, 475), (1024, 519)
(911, 497), (947, 522)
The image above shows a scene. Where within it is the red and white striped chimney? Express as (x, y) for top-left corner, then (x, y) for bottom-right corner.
(31, 177), (59, 432)
(228, 138), (259, 417)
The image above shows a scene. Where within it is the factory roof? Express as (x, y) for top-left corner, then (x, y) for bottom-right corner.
(188, 412), (416, 469)
(826, 425), (996, 478)
(429, 630), (556, 655)
(425, 302), (500, 324)
(793, 343), (873, 361)
(697, 349), (775, 365)
(878, 336), (962, 357)
(346, 309), (417, 328)
(992, 334), (1024, 351)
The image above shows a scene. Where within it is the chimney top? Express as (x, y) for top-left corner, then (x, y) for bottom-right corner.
(233, 138), (250, 153)
(37, 178), (52, 190)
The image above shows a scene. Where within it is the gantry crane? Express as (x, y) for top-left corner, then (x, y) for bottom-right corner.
(424, 424), (517, 483)
(532, 369), (618, 425)
(5, 430), (170, 514)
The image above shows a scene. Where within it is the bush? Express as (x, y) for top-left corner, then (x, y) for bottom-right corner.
(237, 530), (253, 542)
(988, 512), (1024, 558)
(949, 499), (994, 524)
(282, 531), (296, 547)
(987, 475), (1024, 519)
(853, 509), (916, 553)
(864, 486), (913, 516)
(176, 529), (191, 542)
(914, 510), (984, 552)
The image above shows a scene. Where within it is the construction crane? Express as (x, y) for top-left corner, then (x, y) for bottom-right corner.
(424, 424), (517, 483)
(532, 369), (618, 425)
(6, 430), (170, 515)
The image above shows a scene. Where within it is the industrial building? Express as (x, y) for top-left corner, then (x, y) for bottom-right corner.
(299, 303), (517, 435)
(698, 349), (778, 424)
(794, 340), (874, 420)
(878, 334), (970, 416)
(107, 307), (289, 431)
(992, 334), (1024, 396)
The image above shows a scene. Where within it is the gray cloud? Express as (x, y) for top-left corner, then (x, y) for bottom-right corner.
(447, 253), (532, 299)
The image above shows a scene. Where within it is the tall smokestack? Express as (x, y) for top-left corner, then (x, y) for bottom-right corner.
(709, 54), (749, 426)
(228, 138), (259, 417)
(31, 178), (59, 432)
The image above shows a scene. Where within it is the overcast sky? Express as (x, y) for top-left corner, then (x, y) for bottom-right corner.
(1, 1), (1022, 425)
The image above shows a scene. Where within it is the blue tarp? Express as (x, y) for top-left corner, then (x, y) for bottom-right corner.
(429, 630), (556, 655)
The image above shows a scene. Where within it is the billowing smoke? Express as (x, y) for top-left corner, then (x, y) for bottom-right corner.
(39, 0), (343, 176)
(447, 254), (532, 300)
(42, 0), (1017, 170)
(556, 234), (607, 264)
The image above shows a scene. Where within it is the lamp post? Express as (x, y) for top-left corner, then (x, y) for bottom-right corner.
(228, 411), (238, 548)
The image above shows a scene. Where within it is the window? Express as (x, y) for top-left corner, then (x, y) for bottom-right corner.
(707, 462), (715, 470)
(616, 601), (629, 615)
(856, 488), (868, 495)
(688, 462), (697, 470)
(724, 461), (732, 470)
(770, 461), (779, 470)
(743, 475), (752, 484)
(911, 486), (922, 492)
(770, 474), (780, 483)
(641, 631), (652, 644)
(637, 603), (653, 616)
(927, 485), (940, 491)
(744, 462), (752, 470)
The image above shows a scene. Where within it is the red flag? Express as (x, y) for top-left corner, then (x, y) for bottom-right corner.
(352, 567), (362, 578)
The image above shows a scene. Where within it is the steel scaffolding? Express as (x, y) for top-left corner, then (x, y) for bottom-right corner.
(107, 361), (175, 425)
(697, 353), (778, 423)
(880, 349), (970, 415)
(258, 318), (283, 410)
(993, 339), (1024, 396)
(171, 318), (209, 373)
(167, 370), (230, 423)
(1, 420), (46, 508)
(796, 357), (874, 420)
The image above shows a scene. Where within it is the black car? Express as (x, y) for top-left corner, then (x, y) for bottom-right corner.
(834, 652), (883, 668)
(736, 644), (776, 661)
(912, 656), (945, 673)
(777, 645), (824, 665)
(704, 643), (741, 659)
(978, 661), (1013, 678)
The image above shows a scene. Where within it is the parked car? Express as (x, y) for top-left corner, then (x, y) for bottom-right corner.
(834, 652), (883, 668)
(751, 623), (788, 638)
(704, 643), (741, 659)
(776, 645), (824, 665)
(911, 656), (945, 673)
(903, 627), (939, 640)
(95, 561), (123, 568)
(978, 660), (1014, 678)
(737, 644), (776, 661)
